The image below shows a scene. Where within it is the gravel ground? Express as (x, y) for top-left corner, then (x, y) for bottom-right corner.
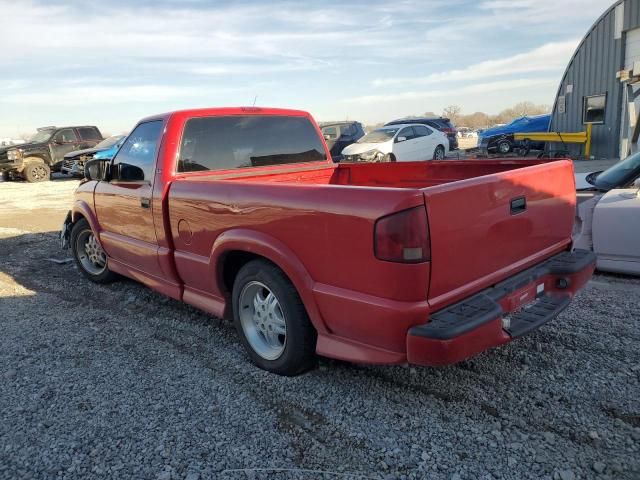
(0, 180), (639, 480)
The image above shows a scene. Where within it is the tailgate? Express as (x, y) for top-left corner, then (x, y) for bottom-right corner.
(423, 160), (576, 308)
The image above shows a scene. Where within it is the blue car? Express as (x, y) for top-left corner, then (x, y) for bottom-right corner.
(61, 134), (127, 176)
(478, 114), (551, 155)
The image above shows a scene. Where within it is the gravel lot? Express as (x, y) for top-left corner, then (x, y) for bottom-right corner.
(0, 179), (638, 480)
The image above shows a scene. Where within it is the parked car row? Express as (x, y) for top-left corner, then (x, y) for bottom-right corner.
(342, 123), (449, 162)
(1, 113), (466, 181)
(321, 116), (456, 164)
(0, 126), (129, 182)
(456, 127), (478, 138)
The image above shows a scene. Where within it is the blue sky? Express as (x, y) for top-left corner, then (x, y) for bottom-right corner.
(0, 0), (612, 136)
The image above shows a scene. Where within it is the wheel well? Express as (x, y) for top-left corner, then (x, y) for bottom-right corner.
(221, 251), (273, 296)
(20, 156), (46, 173)
(23, 156), (47, 168)
(72, 212), (86, 225)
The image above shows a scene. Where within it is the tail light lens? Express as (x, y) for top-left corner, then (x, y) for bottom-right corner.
(374, 206), (431, 263)
(442, 127), (456, 135)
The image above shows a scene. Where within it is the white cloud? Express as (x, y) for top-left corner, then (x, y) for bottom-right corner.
(1, 85), (224, 106)
(372, 40), (579, 88)
(345, 78), (558, 104)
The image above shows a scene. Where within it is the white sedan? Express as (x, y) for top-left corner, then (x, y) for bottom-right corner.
(574, 153), (640, 275)
(341, 124), (449, 162)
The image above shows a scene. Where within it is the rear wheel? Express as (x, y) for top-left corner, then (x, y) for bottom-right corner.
(70, 218), (118, 283)
(433, 145), (445, 160)
(23, 161), (50, 183)
(232, 260), (316, 375)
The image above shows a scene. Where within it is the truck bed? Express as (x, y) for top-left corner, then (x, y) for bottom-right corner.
(170, 159), (575, 314)
(217, 158), (554, 189)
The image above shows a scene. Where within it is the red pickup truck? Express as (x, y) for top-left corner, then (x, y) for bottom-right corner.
(61, 107), (595, 375)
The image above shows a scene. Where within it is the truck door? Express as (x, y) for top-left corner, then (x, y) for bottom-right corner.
(592, 187), (640, 273)
(322, 126), (341, 159)
(94, 120), (164, 278)
(393, 127), (418, 161)
(412, 125), (435, 160)
(51, 128), (81, 165)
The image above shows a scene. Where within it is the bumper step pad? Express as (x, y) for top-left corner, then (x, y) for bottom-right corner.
(410, 294), (500, 340)
(409, 249), (595, 341)
(504, 293), (571, 338)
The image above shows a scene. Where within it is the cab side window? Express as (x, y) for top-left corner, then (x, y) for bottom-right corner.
(112, 121), (163, 182)
(396, 127), (415, 142)
(322, 126), (339, 139)
(54, 129), (78, 144)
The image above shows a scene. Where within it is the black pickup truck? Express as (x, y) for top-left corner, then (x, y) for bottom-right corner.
(0, 125), (103, 182)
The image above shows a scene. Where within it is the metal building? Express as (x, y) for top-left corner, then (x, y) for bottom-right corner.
(550, 0), (640, 160)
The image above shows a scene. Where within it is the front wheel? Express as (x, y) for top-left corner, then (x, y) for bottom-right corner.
(23, 162), (50, 183)
(232, 260), (316, 375)
(433, 145), (446, 160)
(70, 219), (118, 283)
(497, 140), (512, 155)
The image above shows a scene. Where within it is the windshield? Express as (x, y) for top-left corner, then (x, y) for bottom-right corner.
(358, 128), (399, 143)
(95, 135), (125, 149)
(29, 130), (54, 143)
(592, 152), (640, 189)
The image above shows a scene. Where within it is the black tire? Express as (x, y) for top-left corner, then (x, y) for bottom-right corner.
(497, 140), (512, 155)
(232, 259), (316, 376)
(23, 161), (50, 183)
(384, 153), (396, 162)
(433, 145), (446, 160)
(70, 218), (118, 284)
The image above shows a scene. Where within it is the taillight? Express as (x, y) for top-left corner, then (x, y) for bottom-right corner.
(374, 206), (431, 263)
(442, 127), (456, 135)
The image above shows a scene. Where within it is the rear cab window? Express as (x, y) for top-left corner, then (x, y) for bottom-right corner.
(77, 127), (102, 141)
(178, 115), (327, 173)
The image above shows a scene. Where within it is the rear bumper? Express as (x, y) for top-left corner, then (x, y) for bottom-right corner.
(407, 249), (596, 366)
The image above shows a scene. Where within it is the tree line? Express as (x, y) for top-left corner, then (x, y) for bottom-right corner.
(366, 101), (551, 131)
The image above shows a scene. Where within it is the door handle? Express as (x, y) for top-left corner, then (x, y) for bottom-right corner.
(510, 196), (526, 215)
(140, 197), (151, 209)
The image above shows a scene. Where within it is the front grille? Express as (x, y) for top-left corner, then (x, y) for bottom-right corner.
(62, 158), (75, 170)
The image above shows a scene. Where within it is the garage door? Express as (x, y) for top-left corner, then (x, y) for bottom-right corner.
(625, 28), (640, 70)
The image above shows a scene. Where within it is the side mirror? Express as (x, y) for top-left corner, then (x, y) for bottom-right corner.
(84, 159), (108, 181)
(396, 136), (407, 143)
(323, 134), (331, 140)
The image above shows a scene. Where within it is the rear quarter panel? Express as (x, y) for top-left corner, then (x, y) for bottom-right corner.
(167, 180), (431, 350)
(168, 180), (428, 301)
